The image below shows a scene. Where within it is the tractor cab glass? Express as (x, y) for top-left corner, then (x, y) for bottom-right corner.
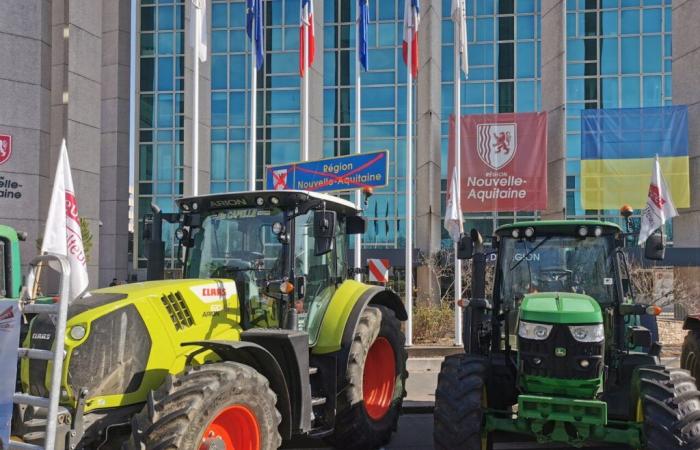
(500, 233), (617, 312)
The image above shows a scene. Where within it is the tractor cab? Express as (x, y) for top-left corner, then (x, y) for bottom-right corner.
(169, 190), (366, 343)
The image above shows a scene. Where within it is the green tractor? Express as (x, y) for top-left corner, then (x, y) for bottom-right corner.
(14, 190), (408, 449)
(0, 224), (24, 301)
(434, 220), (700, 449)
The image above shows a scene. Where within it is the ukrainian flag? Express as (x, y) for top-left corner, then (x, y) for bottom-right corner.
(581, 106), (690, 210)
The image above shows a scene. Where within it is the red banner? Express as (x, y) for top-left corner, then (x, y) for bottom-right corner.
(449, 112), (548, 212)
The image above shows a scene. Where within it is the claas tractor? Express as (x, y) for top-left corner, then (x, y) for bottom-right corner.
(14, 190), (408, 450)
(434, 220), (700, 449)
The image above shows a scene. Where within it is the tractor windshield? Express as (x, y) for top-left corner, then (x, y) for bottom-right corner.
(186, 207), (286, 280)
(500, 235), (617, 310)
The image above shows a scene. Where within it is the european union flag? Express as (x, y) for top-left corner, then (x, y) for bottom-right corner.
(580, 106), (690, 209)
(358, 0), (369, 71)
(246, 0), (264, 70)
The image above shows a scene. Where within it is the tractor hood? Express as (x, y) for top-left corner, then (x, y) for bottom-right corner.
(520, 292), (603, 324)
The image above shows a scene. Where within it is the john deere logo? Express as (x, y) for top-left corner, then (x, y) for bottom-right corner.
(555, 347), (567, 357)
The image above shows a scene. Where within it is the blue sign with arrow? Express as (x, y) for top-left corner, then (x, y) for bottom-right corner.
(265, 150), (389, 193)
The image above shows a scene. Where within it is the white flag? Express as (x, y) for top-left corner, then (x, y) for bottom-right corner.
(444, 166), (464, 242)
(41, 140), (89, 300)
(189, 0), (208, 62)
(638, 157), (678, 245)
(451, 0), (468, 78)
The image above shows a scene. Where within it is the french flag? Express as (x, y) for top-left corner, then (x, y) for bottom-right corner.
(299, 0), (316, 77)
(402, 0), (420, 77)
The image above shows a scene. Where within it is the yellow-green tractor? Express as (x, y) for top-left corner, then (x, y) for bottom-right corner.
(14, 190), (408, 449)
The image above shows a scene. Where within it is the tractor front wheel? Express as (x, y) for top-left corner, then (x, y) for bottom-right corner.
(682, 330), (700, 383)
(635, 366), (700, 450)
(326, 305), (408, 450)
(434, 354), (492, 450)
(129, 362), (281, 450)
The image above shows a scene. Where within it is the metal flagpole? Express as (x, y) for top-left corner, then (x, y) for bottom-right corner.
(249, 35), (257, 190)
(453, 23), (462, 347)
(192, 1), (200, 196)
(303, 12), (310, 162)
(354, 10), (362, 282)
(405, 23), (413, 347)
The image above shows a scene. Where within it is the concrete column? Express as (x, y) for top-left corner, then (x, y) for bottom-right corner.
(0, 0), (52, 267)
(540, 0), (566, 219)
(49, 0), (103, 285)
(99, 0), (131, 286)
(415, 0), (442, 305)
(672, 0), (700, 247)
(184, 1), (211, 196)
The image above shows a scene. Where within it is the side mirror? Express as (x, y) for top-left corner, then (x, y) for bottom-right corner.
(644, 232), (665, 261)
(346, 216), (366, 235)
(313, 210), (336, 256)
(628, 326), (653, 348)
(457, 234), (473, 260)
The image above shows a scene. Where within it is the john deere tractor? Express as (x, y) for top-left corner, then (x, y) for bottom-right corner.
(434, 220), (700, 449)
(14, 190), (408, 449)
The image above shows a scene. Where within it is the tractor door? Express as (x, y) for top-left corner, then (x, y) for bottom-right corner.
(292, 210), (347, 344)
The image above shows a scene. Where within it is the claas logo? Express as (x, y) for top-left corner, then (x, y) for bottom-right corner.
(202, 288), (227, 297)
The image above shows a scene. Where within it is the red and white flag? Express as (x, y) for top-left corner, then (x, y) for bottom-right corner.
(402, 0), (420, 77)
(41, 140), (89, 300)
(638, 156), (678, 245)
(299, 0), (315, 77)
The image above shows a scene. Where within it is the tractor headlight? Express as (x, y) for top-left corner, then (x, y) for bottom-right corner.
(569, 324), (604, 343)
(69, 325), (87, 340)
(518, 321), (553, 341)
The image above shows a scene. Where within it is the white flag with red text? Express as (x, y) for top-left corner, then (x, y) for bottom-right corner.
(638, 156), (678, 245)
(41, 140), (89, 300)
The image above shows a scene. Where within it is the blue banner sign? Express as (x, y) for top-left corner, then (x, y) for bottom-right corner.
(265, 151), (389, 193)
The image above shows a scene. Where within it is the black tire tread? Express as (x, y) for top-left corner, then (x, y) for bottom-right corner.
(637, 366), (700, 450)
(682, 330), (700, 383)
(326, 305), (408, 450)
(128, 362), (281, 450)
(434, 354), (490, 450)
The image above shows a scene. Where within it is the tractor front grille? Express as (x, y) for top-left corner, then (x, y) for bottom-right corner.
(519, 324), (604, 380)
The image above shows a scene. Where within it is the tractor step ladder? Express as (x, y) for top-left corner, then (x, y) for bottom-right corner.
(10, 254), (72, 450)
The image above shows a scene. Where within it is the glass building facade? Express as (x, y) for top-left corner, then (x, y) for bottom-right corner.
(135, 0), (674, 266)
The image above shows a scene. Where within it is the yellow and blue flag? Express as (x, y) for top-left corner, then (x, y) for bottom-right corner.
(580, 106), (690, 209)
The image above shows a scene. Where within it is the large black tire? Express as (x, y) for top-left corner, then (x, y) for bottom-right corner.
(682, 330), (700, 383)
(434, 354), (492, 450)
(128, 362), (281, 450)
(635, 366), (700, 450)
(326, 305), (408, 450)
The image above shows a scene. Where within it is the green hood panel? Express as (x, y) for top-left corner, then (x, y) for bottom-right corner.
(520, 293), (603, 324)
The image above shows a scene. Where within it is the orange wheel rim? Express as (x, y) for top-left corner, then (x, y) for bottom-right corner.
(199, 405), (260, 450)
(363, 337), (396, 421)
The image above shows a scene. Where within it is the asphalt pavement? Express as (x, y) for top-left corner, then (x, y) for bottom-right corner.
(285, 355), (681, 450)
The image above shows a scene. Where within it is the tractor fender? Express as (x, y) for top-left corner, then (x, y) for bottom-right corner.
(684, 316), (700, 331)
(313, 280), (406, 356)
(182, 340), (293, 440)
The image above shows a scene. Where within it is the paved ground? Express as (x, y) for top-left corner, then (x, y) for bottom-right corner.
(285, 356), (681, 450)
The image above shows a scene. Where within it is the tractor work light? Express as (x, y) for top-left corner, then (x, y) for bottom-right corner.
(69, 325), (87, 340)
(577, 226), (589, 238)
(272, 222), (284, 235)
(579, 359), (590, 368)
(181, 203), (190, 211)
(191, 202), (199, 211)
(511, 229), (521, 239)
(524, 227), (535, 238)
(270, 196), (280, 206)
(256, 196), (265, 206)
(569, 324), (604, 343)
(532, 357), (542, 366)
(594, 226), (603, 237)
(518, 321), (553, 341)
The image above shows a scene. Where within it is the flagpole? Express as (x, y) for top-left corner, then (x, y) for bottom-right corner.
(303, 14), (310, 162)
(405, 23), (414, 347)
(453, 25), (462, 347)
(354, 9), (362, 282)
(249, 37), (257, 190)
(192, 2), (200, 196)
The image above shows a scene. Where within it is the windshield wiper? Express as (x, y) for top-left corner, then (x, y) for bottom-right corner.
(509, 236), (551, 272)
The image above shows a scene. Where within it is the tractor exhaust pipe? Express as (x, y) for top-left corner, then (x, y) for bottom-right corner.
(458, 229), (489, 354)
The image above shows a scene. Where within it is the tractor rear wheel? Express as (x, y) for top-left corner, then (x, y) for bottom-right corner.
(682, 330), (700, 383)
(635, 366), (700, 450)
(128, 362), (281, 450)
(326, 305), (408, 450)
(434, 354), (492, 450)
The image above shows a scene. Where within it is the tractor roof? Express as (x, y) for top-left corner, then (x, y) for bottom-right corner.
(495, 220), (621, 236)
(177, 190), (360, 216)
